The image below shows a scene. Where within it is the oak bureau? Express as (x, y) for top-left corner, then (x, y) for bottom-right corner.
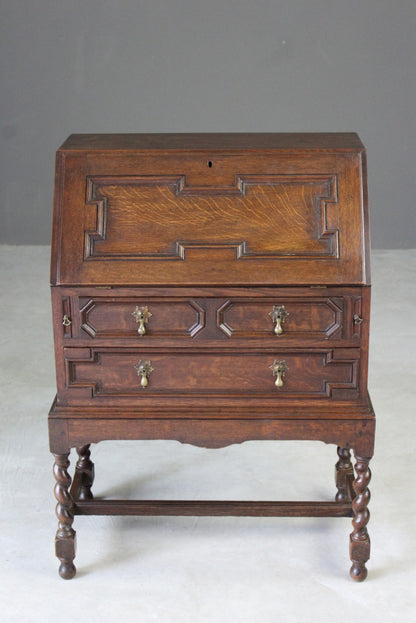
(49, 133), (375, 581)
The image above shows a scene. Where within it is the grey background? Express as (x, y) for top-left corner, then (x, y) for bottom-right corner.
(1, 0), (415, 247)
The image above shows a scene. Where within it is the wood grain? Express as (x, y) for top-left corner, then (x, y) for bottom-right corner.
(59, 132), (365, 152)
(85, 176), (337, 259)
(51, 136), (368, 286)
(74, 499), (353, 517)
(49, 133), (374, 580)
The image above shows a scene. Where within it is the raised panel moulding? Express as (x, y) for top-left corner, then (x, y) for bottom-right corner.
(64, 348), (358, 400)
(217, 297), (343, 338)
(79, 297), (205, 339)
(83, 174), (339, 262)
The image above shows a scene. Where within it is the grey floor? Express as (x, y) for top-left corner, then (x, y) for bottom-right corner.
(0, 246), (415, 622)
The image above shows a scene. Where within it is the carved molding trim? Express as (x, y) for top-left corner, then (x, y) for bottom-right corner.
(84, 174), (339, 261)
(324, 350), (359, 398)
(217, 297), (343, 339)
(64, 347), (358, 399)
(79, 297), (205, 338)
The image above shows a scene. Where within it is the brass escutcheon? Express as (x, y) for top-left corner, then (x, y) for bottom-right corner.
(134, 360), (154, 388)
(132, 305), (152, 336)
(269, 360), (288, 388)
(269, 305), (289, 335)
(62, 314), (72, 327)
(353, 314), (363, 325)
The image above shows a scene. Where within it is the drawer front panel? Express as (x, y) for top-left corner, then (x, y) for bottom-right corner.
(62, 347), (360, 403)
(218, 297), (344, 339)
(54, 289), (363, 344)
(52, 150), (368, 286)
(78, 297), (204, 339)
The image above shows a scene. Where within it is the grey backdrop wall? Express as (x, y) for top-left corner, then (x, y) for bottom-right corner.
(1, 0), (415, 247)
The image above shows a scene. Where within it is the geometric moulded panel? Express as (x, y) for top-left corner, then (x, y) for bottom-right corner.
(84, 174), (339, 261)
(79, 297), (205, 338)
(64, 347), (359, 402)
(217, 297), (344, 339)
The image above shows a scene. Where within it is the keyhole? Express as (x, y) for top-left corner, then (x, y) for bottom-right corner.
(207, 160), (213, 168)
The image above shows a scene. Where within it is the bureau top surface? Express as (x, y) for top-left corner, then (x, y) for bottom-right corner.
(51, 133), (369, 287)
(59, 133), (365, 153)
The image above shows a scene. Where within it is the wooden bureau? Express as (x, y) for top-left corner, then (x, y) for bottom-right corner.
(49, 133), (375, 581)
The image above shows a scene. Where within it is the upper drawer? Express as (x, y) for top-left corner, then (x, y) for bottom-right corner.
(54, 287), (365, 345)
(51, 138), (369, 286)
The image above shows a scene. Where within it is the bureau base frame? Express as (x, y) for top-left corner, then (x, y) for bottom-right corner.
(49, 132), (375, 584)
(49, 403), (374, 582)
(73, 499), (353, 517)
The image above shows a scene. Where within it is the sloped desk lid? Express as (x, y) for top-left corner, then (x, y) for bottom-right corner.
(51, 133), (370, 286)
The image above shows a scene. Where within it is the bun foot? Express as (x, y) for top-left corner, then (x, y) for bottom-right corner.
(59, 561), (76, 580)
(350, 562), (368, 582)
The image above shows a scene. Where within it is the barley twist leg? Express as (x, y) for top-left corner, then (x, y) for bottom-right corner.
(349, 454), (371, 581)
(53, 453), (76, 579)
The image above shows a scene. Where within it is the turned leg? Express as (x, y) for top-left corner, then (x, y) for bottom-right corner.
(53, 453), (76, 579)
(335, 446), (355, 503)
(349, 454), (372, 582)
(74, 444), (95, 500)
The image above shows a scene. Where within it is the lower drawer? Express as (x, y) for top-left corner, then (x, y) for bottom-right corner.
(60, 347), (361, 404)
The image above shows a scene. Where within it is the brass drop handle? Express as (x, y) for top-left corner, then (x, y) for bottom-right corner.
(134, 360), (154, 388)
(62, 314), (72, 327)
(353, 314), (363, 325)
(269, 360), (288, 388)
(132, 305), (152, 336)
(269, 305), (289, 335)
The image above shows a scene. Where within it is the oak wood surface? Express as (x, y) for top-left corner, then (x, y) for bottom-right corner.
(73, 499), (353, 518)
(49, 133), (375, 580)
(51, 135), (369, 286)
(59, 132), (365, 152)
(61, 348), (361, 404)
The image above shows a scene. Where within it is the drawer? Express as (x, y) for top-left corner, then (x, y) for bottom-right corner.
(54, 289), (364, 343)
(61, 347), (361, 404)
